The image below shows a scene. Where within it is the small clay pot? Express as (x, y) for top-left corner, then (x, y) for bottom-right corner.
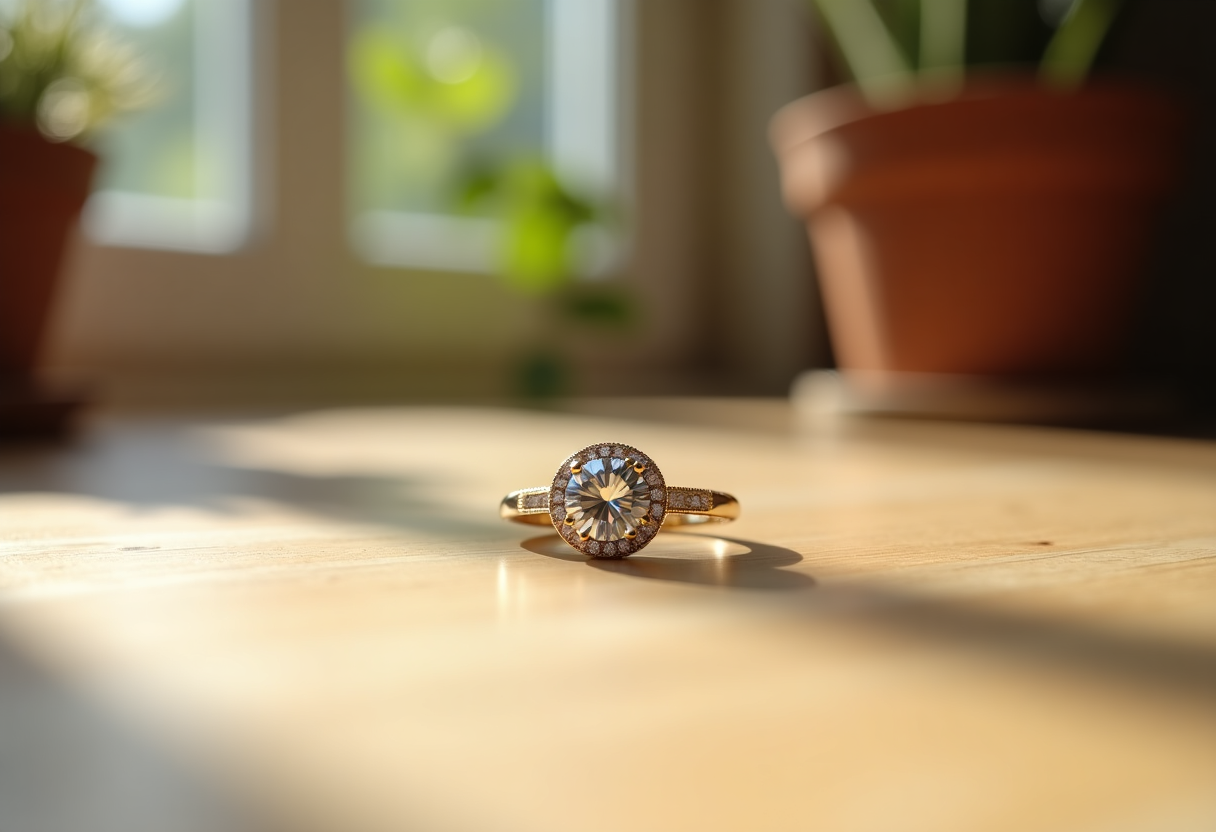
(0, 124), (98, 378)
(770, 78), (1187, 378)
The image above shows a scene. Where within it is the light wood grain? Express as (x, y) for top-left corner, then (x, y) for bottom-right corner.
(2, 400), (1215, 832)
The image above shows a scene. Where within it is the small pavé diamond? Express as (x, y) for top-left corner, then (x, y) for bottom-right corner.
(612, 446), (623, 457)
(617, 540), (632, 554)
(588, 541), (601, 554)
(645, 471), (659, 485)
(651, 488), (664, 501)
(599, 445), (611, 457)
(652, 505), (664, 520)
(553, 505), (566, 521)
(690, 495), (701, 508)
(603, 542), (616, 556)
(671, 493), (685, 507)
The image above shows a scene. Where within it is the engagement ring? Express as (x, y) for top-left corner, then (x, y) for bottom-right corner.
(500, 442), (740, 558)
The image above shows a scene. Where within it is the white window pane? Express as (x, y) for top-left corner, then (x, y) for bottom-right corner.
(547, 0), (616, 196)
(84, 0), (252, 253)
(92, 0), (196, 198)
(348, 0), (619, 272)
(349, 0), (548, 216)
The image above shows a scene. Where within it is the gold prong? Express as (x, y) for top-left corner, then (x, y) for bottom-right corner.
(564, 516), (575, 526)
(633, 462), (646, 473)
(625, 529), (637, 539)
(638, 516), (650, 526)
(570, 463), (581, 475)
(579, 532), (591, 541)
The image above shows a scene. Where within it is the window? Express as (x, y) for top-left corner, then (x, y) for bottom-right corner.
(78, 0), (619, 267)
(83, 0), (253, 253)
(59, 0), (708, 402)
(347, 0), (620, 273)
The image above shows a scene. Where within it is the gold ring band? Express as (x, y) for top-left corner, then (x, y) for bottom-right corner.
(500, 488), (740, 525)
(499, 441), (740, 558)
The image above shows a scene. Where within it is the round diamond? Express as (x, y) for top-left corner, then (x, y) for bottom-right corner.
(549, 442), (669, 557)
(563, 454), (651, 542)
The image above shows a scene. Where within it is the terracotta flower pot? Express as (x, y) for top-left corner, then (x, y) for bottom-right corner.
(770, 79), (1187, 379)
(0, 124), (98, 378)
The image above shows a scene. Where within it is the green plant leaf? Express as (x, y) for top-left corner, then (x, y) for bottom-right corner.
(349, 28), (428, 114)
(501, 205), (575, 293)
(809, 0), (914, 107)
(514, 350), (567, 399)
(562, 287), (636, 329)
(1040, 0), (1124, 89)
(919, 0), (966, 80)
(349, 23), (516, 134)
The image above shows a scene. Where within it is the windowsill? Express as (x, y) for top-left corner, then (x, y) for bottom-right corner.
(84, 192), (249, 255)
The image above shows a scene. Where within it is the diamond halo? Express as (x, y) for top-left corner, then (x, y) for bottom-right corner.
(549, 442), (667, 558)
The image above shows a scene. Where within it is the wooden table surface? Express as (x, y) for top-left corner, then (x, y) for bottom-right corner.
(1, 399), (1215, 832)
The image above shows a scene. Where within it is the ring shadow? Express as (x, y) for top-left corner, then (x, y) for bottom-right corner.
(521, 533), (816, 591)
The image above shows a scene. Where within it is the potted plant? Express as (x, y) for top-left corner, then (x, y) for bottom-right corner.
(0, 0), (151, 435)
(770, 0), (1188, 416)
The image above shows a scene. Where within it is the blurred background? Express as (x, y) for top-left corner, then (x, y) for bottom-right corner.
(25, 0), (1216, 416)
